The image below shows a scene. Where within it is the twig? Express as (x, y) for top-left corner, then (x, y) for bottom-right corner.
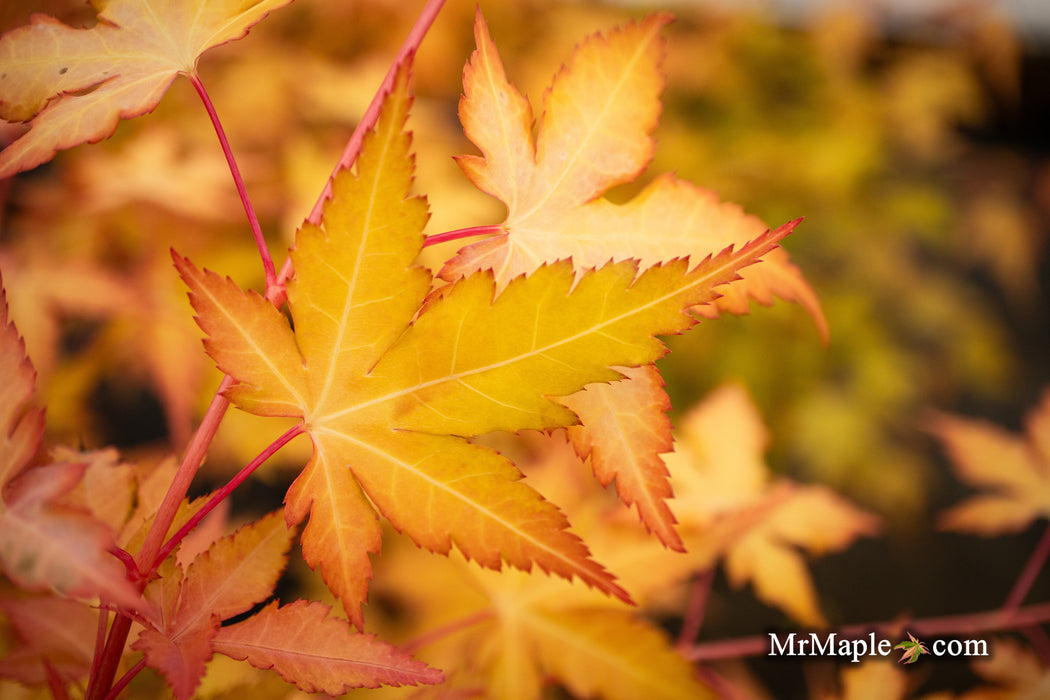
(1002, 521), (1050, 619)
(677, 568), (714, 650)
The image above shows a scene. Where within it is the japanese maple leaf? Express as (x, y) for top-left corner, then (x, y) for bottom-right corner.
(132, 511), (294, 699)
(666, 384), (879, 626)
(894, 632), (929, 664)
(176, 66), (795, 628)
(443, 9), (827, 331)
(371, 439), (718, 700)
(437, 11), (826, 552)
(130, 510), (439, 698)
(931, 390), (1050, 535)
(0, 0), (292, 177)
(0, 276), (142, 612)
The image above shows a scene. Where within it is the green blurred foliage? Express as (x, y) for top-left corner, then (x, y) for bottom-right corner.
(643, 5), (1042, 522)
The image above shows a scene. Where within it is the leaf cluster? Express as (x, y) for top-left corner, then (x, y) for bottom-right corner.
(1, 1), (1047, 699)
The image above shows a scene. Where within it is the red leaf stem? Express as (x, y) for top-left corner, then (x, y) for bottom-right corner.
(422, 224), (504, 247)
(187, 72), (275, 291)
(151, 423), (305, 570)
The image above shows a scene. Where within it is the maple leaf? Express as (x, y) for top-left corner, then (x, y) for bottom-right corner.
(367, 435), (717, 700)
(212, 600), (443, 693)
(666, 384), (879, 626)
(443, 9), (827, 333)
(930, 390), (1050, 535)
(132, 510), (293, 699)
(435, 11), (826, 550)
(176, 63), (796, 628)
(894, 632), (929, 664)
(558, 364), (680, 549)
(0, 0), (293, 177)
(0, 275), (142, 612)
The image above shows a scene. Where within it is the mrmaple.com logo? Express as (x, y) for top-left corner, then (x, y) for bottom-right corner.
(767, 631), (989, 663)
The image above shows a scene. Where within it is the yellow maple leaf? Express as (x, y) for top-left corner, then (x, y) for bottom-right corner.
(176, 64), (795, 629)
(366, 432), (718, 700)
(932, 390), (1050, 535)
(434, 10), (825, 553)
(0, 0), (292, 177)
(667, 384), (879, 626)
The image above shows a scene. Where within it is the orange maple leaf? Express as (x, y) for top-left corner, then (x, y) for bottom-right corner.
(559, 365), (680, 548)
(0, 0), (292, 177)
(132, 510), (293, 699)
(931, 390), (1050, 535)
(212, 599), (443, 693)
(176, 64), (796, 629)
(130, 511), (434, 698)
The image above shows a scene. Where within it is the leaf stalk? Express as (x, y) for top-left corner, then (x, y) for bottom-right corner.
(187, 71), (276, 291)
(423, 224), (504, 247)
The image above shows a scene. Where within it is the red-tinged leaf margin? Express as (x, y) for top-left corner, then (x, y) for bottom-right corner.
(559, 364), (680, 550)
(212, 600), (443, 692)
(0, 274), (45, 489)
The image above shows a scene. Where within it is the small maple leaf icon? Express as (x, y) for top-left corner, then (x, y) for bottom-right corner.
(894, 632), (930, 664)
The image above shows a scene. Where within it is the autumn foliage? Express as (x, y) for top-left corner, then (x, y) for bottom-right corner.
(1, 0), (1048, 698)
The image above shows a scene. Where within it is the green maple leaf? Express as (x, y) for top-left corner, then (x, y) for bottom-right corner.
(893, 632), (929, 664)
